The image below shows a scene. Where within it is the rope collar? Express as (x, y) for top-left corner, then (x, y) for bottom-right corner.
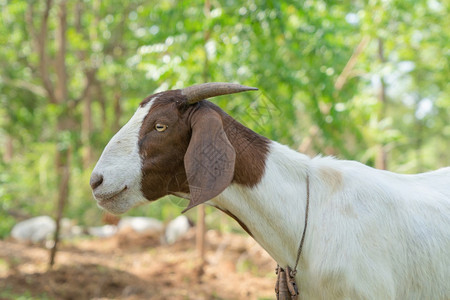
(275, 173), (310, 300)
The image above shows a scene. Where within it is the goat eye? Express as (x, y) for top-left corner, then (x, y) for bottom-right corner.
(155, 123), (168, 132)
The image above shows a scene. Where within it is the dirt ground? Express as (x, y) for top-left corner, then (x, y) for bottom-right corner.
(0, 228), (276, 300)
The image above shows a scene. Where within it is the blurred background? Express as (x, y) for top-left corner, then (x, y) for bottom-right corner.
(0, 0), (449, 299)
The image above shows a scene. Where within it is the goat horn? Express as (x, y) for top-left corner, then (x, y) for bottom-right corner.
(181, 82), (258, 104)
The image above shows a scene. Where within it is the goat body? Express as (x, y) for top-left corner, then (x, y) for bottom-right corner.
(213, 142), (450, 299)
(91, 83), (450, 299)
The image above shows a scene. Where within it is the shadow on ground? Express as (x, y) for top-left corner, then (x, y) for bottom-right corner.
(0, 263), (150, 299)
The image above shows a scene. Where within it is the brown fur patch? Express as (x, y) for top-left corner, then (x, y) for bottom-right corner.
(139, 89), (187, 108)
(138, 91), (191, 201)
(341, 204), (358, 218)
(206, 102), (270, 187)
(319, 167), (343, 193)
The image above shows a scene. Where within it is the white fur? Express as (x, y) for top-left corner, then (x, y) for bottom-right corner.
(210, 141), (450, 299)
(91, 98), (155, 214)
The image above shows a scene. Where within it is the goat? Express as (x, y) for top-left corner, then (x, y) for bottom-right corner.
(90, 82), (450, 299)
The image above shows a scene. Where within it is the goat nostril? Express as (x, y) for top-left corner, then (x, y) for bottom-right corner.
(90, 173), (104, 190)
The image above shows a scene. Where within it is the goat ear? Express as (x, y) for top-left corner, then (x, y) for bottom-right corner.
(182, 109), (236, 212)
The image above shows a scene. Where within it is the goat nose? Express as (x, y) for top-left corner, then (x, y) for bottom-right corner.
(90, 173), (104, 190)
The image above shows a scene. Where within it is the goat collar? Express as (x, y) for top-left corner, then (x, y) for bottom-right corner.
(275, 173), (310, 300)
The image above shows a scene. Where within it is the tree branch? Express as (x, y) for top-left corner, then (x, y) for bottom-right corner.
(334, 36), (370, 91)
(72, 0), (98, 109)
(26, 0), (56, 102)
(1, 77), (48, 98)
(55, 0), (68, 103)
(73, 69), (96, 108)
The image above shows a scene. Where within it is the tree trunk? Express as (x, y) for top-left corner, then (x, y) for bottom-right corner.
(27, 0), (72, 268)
(414, 97), (424, 172)
(81, 72), (95, 169)
(375, 39), (388, 170)
(3, 135), (13, 163)
(113, 91), (122, 132)
(49, 140), (71, 266)
(196, 205), (206, 276)
(48, 0), (70, 268)
(82, 92), (93, 168)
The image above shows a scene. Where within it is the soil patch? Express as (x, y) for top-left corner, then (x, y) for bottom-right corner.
(0, 229), (275, 299)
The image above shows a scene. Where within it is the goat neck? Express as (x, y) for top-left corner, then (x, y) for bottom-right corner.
(208, 115), (311, 271)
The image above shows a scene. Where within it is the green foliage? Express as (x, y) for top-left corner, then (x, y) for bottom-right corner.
(0, 215), (15, 239)
(0, 288), (52, 300)
(0, 0), (448, 235)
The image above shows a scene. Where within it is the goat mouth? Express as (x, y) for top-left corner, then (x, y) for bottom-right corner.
(96, 186), (128, 204)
